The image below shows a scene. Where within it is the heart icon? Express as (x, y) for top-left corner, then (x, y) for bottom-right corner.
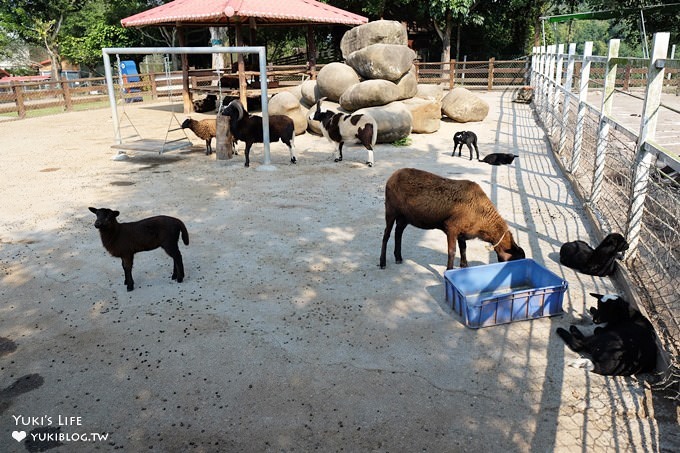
(12, 430), (27, 442)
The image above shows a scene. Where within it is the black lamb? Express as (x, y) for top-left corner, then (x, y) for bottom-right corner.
(220, 99), (296, 167)
(452, 131), (479, 160)
(480, 153), (519, 166)
(192, 94), (217, 113)
(559, 233), (629, 277)
(88, 207), (189, 291)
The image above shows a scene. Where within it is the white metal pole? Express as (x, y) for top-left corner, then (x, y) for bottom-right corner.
(558, 43), (577, 156)
(625, 32), (670, 259)
(102, 52), (121, 145)
(570, 41), (593, 173)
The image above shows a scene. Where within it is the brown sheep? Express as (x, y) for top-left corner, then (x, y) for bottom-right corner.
(181, 118), (216, 155)
(379, 168), (525, 269)
(89, 207), (189, 291)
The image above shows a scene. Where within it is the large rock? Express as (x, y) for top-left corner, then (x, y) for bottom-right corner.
(315, 62), (361, 102)
(300, 80), (321, 106)
(355, 102), (412, 143)
(340, 20), (408, 59)
(345, 44), (416, 81)
(268, 91), (308, 135)
(395, 67), (418, 100)
(401, 98), (441, 134)
(415, 84), (444, 102)
(441, 87), (489, 123)
(339, 79), (400, 111)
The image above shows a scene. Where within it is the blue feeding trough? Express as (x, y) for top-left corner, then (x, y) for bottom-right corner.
(444, 259), (567, 328)
(120, 60), (143, 103)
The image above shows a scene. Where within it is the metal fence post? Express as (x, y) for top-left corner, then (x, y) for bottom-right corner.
(558, 43), (577, 155)
(570, 41), (593, 173)
(625, 32), (670, 259)
(590, 39), (620, 204)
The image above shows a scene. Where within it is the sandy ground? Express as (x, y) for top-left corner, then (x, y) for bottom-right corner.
(1, 90), (678, 452)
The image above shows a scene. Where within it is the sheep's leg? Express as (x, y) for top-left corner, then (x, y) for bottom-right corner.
(121, 256), (134, 291)
(393, 218), (407, 265)
(366, 149), (374, 167)
(163, 243), (185, 283)
(457, 236), (468, 268)
(556, 327), (585, 352)
(285, 136), (297, 164)
(466, 142), (474, 160)
(472, 142), (480, 160)
(379, 213), (397, 269)
(334, 142), (344, 162)
(244, 143), (252, 167)
(205, 139), (212, 155)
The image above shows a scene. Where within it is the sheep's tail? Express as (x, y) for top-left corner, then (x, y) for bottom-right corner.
(179, 221), (189, 246)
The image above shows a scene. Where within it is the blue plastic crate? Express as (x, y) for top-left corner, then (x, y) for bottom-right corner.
(444, 259), (567, 328)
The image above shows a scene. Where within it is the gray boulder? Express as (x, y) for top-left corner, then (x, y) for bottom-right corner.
(339, 79), (400, 111)
(355, 102), (412, 143)
(415, 84), (444, 102)
(316, 62), (361, 102)
(345, 44), (416, 81)
(340, 20), (408, 59)
(402, 98), (441, 133)
(300, 80), (321, 106)
(441, 87), (489, 123)
(395, 67), (418, 100)
(268, 91), (308, 135)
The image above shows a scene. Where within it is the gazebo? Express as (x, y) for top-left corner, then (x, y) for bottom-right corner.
(120, 0), (368, 112)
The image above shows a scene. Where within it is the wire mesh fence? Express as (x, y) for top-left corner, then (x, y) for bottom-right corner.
(532, 35), (680, 394)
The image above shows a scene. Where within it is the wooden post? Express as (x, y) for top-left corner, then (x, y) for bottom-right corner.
(149, 73), (158, 100)
(487, 57), (495, 90)
(61, 80), (73, 111)
(215, 113), (234, 160)
(558, 43), (577, 155)
(590, 38), (619, 204)
(570, 41), (593, 173)
(177, 27), (192, 113)
(235, 22), (248, 107)
(449, 59), (456, 89)
(623, 64), (631, 91)
(306, 25), (317, 77)
(625, 32), (670, 260)
(12, 82), (26, 119)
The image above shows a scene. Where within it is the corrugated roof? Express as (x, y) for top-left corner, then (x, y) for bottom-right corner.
(121, 0), (368, 28)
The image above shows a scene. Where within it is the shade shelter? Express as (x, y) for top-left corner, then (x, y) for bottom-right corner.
(120, 0), (368, 112)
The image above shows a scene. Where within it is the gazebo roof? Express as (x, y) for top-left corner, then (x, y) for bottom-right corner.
(121, 0), (368, 28)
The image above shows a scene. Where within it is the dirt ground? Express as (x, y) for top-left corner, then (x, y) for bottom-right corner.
(1, 89), (678, 452)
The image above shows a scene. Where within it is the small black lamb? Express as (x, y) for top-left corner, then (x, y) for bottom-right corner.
(192, 94), (217, 113)
(181, 118), (216, 155)
(220, 99), (296, 167)
(88, 207), (189, 291)
(480, 153), (519, 166)
(559, 232), (629, 277)
(452, 131), (479, 160)
(556, 293), (657, 375)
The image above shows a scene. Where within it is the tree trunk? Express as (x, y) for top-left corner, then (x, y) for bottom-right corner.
(210, 27), (227, 71)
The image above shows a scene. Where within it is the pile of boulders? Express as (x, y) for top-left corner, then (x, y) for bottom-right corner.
(268, 20), (489, 143)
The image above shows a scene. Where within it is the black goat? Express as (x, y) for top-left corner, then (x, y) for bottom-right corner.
(452, 131), (479, 160)
(480, 153), (518, 166)
(559, 232), (629, 277)
(88, 207), (189, 291)
(220, 99), (296, 167)
(192, 94), (217, 113)
(312, 98), (377, 167)
(556, 293), (657, 376)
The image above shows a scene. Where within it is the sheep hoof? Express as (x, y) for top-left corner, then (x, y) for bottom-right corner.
(367, 162), (373, 167)
(395, 259), (403, 264)
(334, 157), (342, 162)
(126, 285), (134, 292)
(291, 157), (297, 164)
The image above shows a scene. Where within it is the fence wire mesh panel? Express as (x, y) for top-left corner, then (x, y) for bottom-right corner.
(532, 36), (680, 388)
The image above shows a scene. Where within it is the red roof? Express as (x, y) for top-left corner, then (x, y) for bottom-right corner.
(121, 0), (368, 28)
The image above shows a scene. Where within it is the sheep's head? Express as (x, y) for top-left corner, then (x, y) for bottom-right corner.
(312, 97), (330, 122)
(494, 232), (525, 263)
(588, 293), (630, 324)
(88, 207), (120, 230)
(180, 118), (192, 129)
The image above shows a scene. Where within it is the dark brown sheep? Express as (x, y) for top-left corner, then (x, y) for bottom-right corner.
(181, 118), (216, 155)
(88, 207), (189, 291)
(379, 168), (525, 269)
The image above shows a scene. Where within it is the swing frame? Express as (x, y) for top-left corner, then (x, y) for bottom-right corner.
(102, 46), (273, 163)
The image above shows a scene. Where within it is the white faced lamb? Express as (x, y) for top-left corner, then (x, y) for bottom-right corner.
(312, 98), (378, 167)
(88, 207), (189, 292)
(379, 168), (526, 270)
(220, 99), (296, 167)
(181, 118), (216, 155)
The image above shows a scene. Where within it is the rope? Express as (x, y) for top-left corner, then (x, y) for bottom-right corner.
(486, 230), (509, 250)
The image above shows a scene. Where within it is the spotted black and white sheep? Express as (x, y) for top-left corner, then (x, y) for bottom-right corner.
(220, 99), (296, 167)
(379, 168), (526, 270)
(181, 118), (216, 155)
(88, 207), (189, 292)
(312, 98), (378, 167)
(192, 94), (217, 113)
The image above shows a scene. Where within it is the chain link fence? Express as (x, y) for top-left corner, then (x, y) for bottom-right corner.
(532, 35), (680, 396)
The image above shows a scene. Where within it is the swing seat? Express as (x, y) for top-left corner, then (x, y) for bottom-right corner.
(111, 138), (193, 154)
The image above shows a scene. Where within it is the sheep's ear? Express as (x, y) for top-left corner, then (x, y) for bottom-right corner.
(88, 207), (97, 214)
(112, 210), (120, 218)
